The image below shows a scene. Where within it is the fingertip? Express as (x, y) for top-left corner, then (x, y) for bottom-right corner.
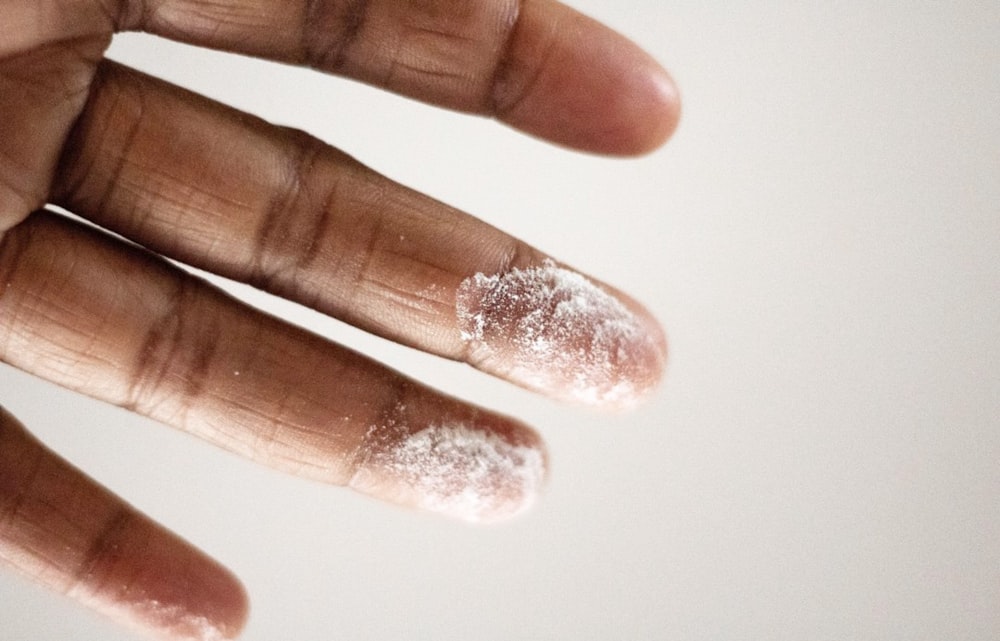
(495, 0), (681, 156)
(205, 566), (250, 641)
(131, 567), (249, 641)
(456, 259), (667, 410)
(94, 521), (251, 641)
(349, 402), (548, 524)
(621, 64), (682, 157)
(562, 41), (682, 157)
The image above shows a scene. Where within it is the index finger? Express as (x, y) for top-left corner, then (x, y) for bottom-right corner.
(115, 0), (680, 155)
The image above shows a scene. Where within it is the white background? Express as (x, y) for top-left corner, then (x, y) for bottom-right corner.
(2, 1), (999, 639)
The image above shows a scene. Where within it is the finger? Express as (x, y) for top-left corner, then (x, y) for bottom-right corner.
(54, 61), (667, 410)
(116, 0), (679, 155)
(0, 405), (247, 640)
(0, 211), (546, 523)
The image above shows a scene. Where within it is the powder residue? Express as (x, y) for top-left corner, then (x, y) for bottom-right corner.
(126, 600), (229, 641)
(456, 260), (663, 408)
(355, 421), (545, 524)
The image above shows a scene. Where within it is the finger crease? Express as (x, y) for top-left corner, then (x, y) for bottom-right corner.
(249, 132), (331, 294)
(58, 65), (148, 227)
(126, 275), (219, 422)
(488, 0), (563, 120)
(71, 507), (134, 593)
(301, 0), (370, 72)
(486, 0), (525, 115)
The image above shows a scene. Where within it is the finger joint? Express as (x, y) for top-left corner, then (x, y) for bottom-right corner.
(125, 275), (220, 424)
(300, 0), (370, 71)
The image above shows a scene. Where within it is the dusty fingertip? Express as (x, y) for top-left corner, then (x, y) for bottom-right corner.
(131, 584), (248, 641)
(75, 533), (250, 641)
(456, 260), (667, 410)
(105, 551), (249, 641)
(130, 598), (246, 641)
(350, 415), (548, 524)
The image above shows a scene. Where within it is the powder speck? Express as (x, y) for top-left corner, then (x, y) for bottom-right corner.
(456, 260), (663, 408)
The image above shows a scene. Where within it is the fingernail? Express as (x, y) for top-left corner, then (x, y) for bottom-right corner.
(456, 260), (666, 409)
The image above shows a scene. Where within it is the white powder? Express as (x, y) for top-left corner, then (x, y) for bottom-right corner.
(355, 421), (545, 523)
(129, 600), (228, 641)
(456, 260), (662, 408)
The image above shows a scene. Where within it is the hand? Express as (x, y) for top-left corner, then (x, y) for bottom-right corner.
(0, 1), (679, 639)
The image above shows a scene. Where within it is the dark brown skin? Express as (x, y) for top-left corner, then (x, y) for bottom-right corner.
(0, 1), (680, 638)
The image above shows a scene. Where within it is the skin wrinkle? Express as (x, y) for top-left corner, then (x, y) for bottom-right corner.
(298, 185), (339, 302)
(436, 0), (526, 106)
(250, 131), (330, 294)
(408, 23), (481, 46)
(107, 0), (141, 32)
(71, 507), (133, 591)
(125, 273), (221, 425)
(177, 313), (358, 484)
(126, 277), (183, 412)
(394, 20), (480, 86)
(51, 82), (107, 206)
(54, 69), (144, 218)
(66, 67), (147, 226)
(363, 271), (441, 319)
(0, 244), (113, 379)
(487, 0), (542, 118)
(318, 171), (392, 314)
(388, 58), (468, 85)
(254, 176), (342, 311)
(23, 268), (122, 373)
(300, 0), (370, 72)
(350, 208), (388, 306)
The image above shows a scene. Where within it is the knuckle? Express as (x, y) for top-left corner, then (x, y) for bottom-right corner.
(126, 275), (219, 421)
(248, 129), (346, 297)
(300, 0), (370, 71)
(486, 0), (526, 114)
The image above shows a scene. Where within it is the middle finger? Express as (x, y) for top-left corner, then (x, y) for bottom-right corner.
(53, 61), (667, 410)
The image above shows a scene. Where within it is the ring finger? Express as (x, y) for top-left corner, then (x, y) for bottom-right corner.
(0, 210), (546, 524)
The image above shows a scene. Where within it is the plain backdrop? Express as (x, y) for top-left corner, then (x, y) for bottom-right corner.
(2, 1), (999, 640)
